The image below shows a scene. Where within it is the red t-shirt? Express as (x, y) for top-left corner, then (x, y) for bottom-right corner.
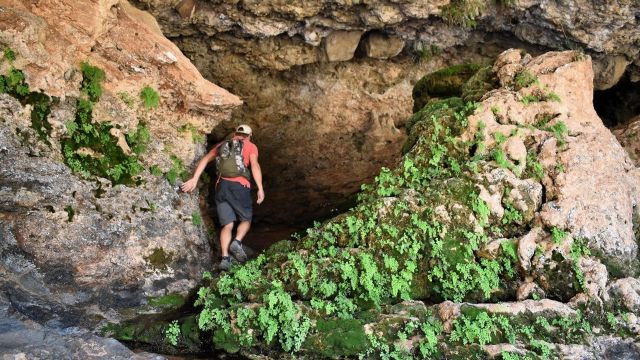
(211, 136), (258, 188)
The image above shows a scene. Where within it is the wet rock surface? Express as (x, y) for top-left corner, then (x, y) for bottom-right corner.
(0, 294), (164, 360)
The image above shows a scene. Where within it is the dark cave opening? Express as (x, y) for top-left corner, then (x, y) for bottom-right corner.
(593, 74), (640, 129)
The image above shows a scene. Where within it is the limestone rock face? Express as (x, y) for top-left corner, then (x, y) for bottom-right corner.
(466, 50), (640, 276)
(131, 0), (640, 224)
(324, 30), (363, 62)
(613, 114), (640, 166)
(0, 0), (240, 328)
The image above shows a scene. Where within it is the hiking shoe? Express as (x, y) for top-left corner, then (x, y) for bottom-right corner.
(219, 256), (231, 272)
(229, 239), (247, 264)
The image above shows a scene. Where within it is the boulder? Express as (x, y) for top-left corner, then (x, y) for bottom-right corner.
(607, 278), (640, 313)
(323, 31), (363, 62)
(362, 32), (405, 59)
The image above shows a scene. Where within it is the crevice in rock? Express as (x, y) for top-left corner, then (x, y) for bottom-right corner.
(594, 73), (640, 128)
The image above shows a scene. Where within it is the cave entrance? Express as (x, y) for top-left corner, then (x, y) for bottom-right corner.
(201, 127), (360, 255)
(593, 74), (640, 129)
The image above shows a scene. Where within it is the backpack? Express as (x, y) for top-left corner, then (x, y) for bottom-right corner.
(215, 139), (251, 180)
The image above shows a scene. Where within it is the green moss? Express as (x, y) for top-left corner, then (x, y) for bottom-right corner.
(149, 165), (163, 177)
(304, 319), (368, 357)
(212, 329), (241, 353)
(590, 248), (640, 279)
(180, 315), (202, 348)
(461, 66), (498, 102)
(191, 212), (202, 226)
(412, 64), (482, 112)
(147, 293), (186, 309)
(145, 247), (173, 270)
(440, 0), (486, 28)
(403, 97), (466, 153)
(102, 323), (140, 341)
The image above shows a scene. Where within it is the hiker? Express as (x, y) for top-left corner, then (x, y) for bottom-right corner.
(180, 124), (264, 271)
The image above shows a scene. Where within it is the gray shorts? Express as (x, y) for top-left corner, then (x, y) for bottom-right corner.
(215, 179), (252, 226)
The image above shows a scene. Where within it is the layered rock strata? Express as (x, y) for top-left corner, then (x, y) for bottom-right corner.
(132, 0), (640, 224)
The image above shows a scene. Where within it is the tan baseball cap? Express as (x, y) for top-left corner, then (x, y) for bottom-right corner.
(235, 124), (252, 136)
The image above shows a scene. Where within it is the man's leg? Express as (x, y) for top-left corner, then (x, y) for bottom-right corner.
(235, 220), (251, 242)
(219, 222), (234, 256)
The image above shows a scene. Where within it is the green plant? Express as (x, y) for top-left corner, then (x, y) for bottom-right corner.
(62, 63), (147, 185)
(149, 165), (163, 177)
(415, 43), (442, 63)
(165, 320), (181, 346)
(514, 71), (538, 89)
(118, 91), (135, 108)
(450, 311), (506, 345)
(545, 121), (568, 146)
(502, 203), (522, 225)
(551, 227), (567, 245)
(526, 151), (544, 180)
(0, 52), (53, 145)
(166, 155), (190, 185)
(126, 122), (151, 155)
(546, 92), (561, 102)
(80, 62), (105, 102)
(64, 205), (75, 222)
(178, 123), (206, 144)
(257, 282), (311, 352)
(521, 94), (540, 105)
(3, 47), (16, 62)
(140, 86), (160, 109)
(494, 148), (511, 169)
(418, 317), (444, 357)
(570, 237), (591, 291)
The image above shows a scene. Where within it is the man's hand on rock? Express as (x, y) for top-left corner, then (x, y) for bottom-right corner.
(257, 189), (265, 204)
(181, 178), (198, 193)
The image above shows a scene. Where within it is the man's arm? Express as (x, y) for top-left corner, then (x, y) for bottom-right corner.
(249, 153), (264, 204)
(180, 147), (217, 193)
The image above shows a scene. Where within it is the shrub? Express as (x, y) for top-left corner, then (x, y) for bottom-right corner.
(80, 62), (106, 102)
(140, 86), (160, 109)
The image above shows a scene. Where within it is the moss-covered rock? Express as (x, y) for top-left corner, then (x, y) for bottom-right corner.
(412, 63), (483, 112)
(303, 319), (368, 357)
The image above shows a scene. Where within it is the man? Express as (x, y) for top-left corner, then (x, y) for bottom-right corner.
(181, 124), (264, 271)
